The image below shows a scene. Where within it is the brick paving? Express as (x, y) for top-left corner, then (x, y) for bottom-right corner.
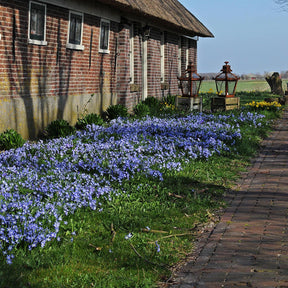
(169, 110), (288, 288)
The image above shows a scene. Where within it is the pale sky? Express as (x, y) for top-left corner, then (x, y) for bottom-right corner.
(179, 0), (288, 75)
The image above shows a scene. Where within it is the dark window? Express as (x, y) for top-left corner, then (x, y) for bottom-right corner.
(69, 12), (83, 45)
(100, 20), (110, 51)
(29, 2), (46, 41)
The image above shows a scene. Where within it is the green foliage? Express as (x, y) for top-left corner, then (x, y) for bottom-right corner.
(162, 95), (176, 106)
(132, 96), (180, 119)
(133, 102), (150, 118)
(45, 119), (76, 139)
(0, 129), (25, 150)
(200, 91), (284, 111)
(133, 96), (179, 118)
(142, 96), (161, 108)
(245, 100), (282, 113)
(143, 97), (169, 117)
(200, 92), (214, 111)
(75, 113), (104, 130)
(106, 104), (129, 120)
(1, 172), (223, 288)
(237, 91), (280, 105)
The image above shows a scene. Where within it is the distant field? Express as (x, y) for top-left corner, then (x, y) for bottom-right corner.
(199, 79), (288, 93)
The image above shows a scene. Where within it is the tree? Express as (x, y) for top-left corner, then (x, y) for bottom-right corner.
(265, 72), (284, 96)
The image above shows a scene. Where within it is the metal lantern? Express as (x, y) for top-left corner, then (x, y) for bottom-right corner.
(214, 61), (240, 97)
(178, 62), (204, 97)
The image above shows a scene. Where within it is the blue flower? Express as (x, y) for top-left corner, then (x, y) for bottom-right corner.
(155, 241), (160, 253)
(6, 254), (14, 265)
(0, 111), (267, 263)
(125, 233), (133, 240)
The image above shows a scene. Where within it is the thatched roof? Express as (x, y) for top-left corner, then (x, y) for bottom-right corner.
(96, 0), (214, 38)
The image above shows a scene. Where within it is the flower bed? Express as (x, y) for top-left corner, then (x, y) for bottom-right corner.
(0, 111), (267, 264)
(245, 100), (282, 111)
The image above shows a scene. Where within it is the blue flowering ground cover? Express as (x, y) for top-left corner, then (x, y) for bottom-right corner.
(0, 111), (266, 264)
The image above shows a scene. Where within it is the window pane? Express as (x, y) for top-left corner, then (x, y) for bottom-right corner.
(30, 3), (45, 40)
(75, 16), (82, 44)
(100, 22), (109, 50)
(69, 13), (82, 45)
(69, 16), (76, 43)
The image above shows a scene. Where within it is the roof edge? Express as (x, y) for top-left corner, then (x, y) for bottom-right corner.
(95, 0), (214, 38)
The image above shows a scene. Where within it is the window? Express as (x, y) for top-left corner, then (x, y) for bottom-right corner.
(28, 1), (47, 45)
(129, 24), (134, 83)
(178, 37), (182, 76)
(185, 38), (189, 69)
(99, 19), (110, 53)
(160, 32), (165, 83)
(67, 11), (84, 50)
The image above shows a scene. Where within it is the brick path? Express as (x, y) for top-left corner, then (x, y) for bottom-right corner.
(170, 110), (288, 288)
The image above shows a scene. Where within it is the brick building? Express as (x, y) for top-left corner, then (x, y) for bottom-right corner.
(0, 0), (213, 139)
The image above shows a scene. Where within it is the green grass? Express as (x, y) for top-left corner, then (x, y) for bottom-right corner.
(1, 166), (232, 287)
(0, 93), (284, 288)
(200, 80), (274, 110)
(1, 158), (247, 288)
(200, 79), (288, 94)
(201, 87), (284, 111)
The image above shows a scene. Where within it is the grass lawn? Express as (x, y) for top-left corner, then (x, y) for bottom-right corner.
(0, 92), (284, 288)
(200, 79), (288, 94)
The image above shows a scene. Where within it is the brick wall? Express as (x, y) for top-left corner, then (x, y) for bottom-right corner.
(188, 38), (197, 69)
(147, 27), (161, 99)
(0, 0), (198, 138)
(132, 22), (143, 101)
(117, 24), (138, 110)
(165, 32), (181, 97)
(0, 0), (119, 138)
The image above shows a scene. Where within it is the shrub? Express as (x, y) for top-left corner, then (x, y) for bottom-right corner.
(133, 103), (150, 118)
(106, 104), (129, 120)
(162, 95), (176, 106)
(141, 97), (162, 116)
(160, 95), (177, 113)
(75, 113), (104, 130)
(142, 97), (160, 108)
(0, 129), (26, 150)
(45, 119), (76, 139)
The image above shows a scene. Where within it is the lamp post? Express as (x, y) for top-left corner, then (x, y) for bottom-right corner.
(214, 61), (239, 97)
(178, 62), (204, 98)
(176, 62), (204, 111)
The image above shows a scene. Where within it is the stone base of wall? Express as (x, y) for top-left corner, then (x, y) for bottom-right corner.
(0, 93), (117, 139)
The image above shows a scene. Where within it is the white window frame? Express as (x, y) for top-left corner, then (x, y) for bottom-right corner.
(99, 19), (110, 54)
(129, 24), (134, 84)
(185, 38), (189, 69)
(66, 10), (84, 51)
(28, 1), (47, 46)
(178, 37), (182, 76)
(160, 32), (165, 83)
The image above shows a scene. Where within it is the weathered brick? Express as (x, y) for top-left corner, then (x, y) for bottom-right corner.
(0, 0), (198, 137)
